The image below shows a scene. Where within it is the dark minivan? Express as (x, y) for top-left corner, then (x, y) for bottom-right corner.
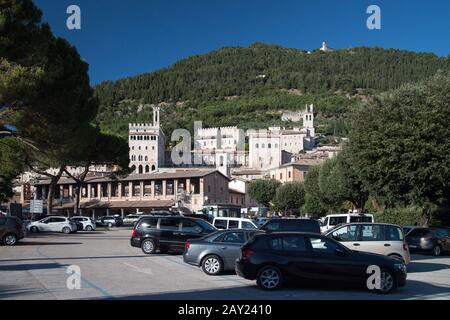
(131, 216), (217, 254)
(261, 218), (320, 234)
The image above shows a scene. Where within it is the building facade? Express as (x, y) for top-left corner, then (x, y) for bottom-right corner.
(129, 106), (165, 174)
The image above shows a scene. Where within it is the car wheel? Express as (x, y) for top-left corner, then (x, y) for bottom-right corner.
(376, 269), (396, 294)
(202, 255), (224, 275)
(256, 266), (283, 290)
(85, 225), (93, 231)
(141, 239), (156, 254)
(3, 234), (18, 246)
(432, 245), (442, 256)
(62, 227), (71, 234)
(30, 226), (39, 233)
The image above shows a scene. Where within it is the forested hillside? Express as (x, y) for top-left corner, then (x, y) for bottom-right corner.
(94, 43), (449, 141)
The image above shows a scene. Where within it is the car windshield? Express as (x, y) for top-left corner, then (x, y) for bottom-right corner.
(195, 219), (217, 232)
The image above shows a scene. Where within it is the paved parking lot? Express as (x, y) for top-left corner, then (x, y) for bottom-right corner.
(1, 229), (449, 300)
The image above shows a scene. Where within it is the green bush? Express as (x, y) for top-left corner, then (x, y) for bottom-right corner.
(375, 207), (424, 226)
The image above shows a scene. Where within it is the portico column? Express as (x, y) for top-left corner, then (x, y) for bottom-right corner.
(151, 181), (155, 199)
(186, 178), (191, 194)
(162, 180), (167, 198)
(107, 183), (112, 200)
(139, 181), (144, 200)
(118, 182), (122, 199)
(128, 182), (133, 199)
(87, 184), (91, 199)
(97, 184), (101, 199)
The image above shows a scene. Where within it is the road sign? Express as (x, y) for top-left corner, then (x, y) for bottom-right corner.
(30, 200), (44, 214)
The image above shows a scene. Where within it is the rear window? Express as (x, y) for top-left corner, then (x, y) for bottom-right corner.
(350, 216), (373, 223)
(242, 221), (257, 229)
(329, 216), (347, 226)
(431, 228), (449, 237)
(159, 218), (181, 231)
(214, 219), (228, 229)
(408, 228), (430, 237)
(139, 218), (158, 229)
(386, 225), (404, 241)
(263, 221), (281, 232)
(269, 236), (307, 252)
(360, 225), (384, 241)
(228, 220), (239, 229)
(285, 220), (320, 233)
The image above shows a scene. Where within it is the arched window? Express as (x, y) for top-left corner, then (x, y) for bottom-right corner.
(138, 165), (143, 174)
(145, 156), (148, 161)
(145, 165), (150, 173)
(151, 165), (156, 171)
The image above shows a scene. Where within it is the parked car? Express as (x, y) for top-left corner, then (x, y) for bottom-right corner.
(254, 217), (269, 227)
(261, 218), (320, 234)
(405, 227), (450, 256)
(402, 226), (417, 236)
(320, 213), (374, 233)
(235, 232), (407, 293)
(96, 216), (123, 227)
(212, 217), (259, 230)
(27, 216), (77, 234)
(122, 215), (141, 227)
(183, 229), (264, 275)
(325, 223), (410, 264)
(70, 216), (96, 231)
(131, 216), (217, 254)
(0, 216), (25, 246)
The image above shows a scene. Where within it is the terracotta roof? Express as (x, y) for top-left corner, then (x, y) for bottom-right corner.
(34, 168), (228, 186)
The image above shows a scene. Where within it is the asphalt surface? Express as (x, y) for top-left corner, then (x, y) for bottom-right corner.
(0, 229), (449, 300)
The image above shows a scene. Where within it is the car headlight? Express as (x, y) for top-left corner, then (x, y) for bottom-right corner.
(394, 263), (407, 273)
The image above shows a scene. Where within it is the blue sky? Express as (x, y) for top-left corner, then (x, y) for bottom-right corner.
(34, 0), (450, 85)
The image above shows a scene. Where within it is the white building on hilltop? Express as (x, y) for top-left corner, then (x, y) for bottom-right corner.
(129, 106), (165, 174)
(320, 41), (334, 52)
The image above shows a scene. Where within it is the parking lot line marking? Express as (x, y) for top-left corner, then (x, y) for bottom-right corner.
(35, 239), (114, 299)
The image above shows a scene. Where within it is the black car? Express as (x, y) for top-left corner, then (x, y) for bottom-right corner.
(261, 218), (320, 234)
(235, 232), (407, 293)
(70, 218), (84, 231)
(131, 216), (217, 254)
(0, 216), (25, 246)
(405, 227), (450, 256)
(96, 216), (123, 227)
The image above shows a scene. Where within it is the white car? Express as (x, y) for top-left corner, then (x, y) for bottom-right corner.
(70, 216), (96, 231)
(213, 217), (259, 230)
(27, 216), (78, 234)
(325, 223), (410, 264)
(320, 213), (374, 233)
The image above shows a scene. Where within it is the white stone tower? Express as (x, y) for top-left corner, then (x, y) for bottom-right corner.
(303, 104), (315, 137)
(128, 105), (165, 174)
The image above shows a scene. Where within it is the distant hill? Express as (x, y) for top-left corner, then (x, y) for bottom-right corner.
(93, 43), (450, 141)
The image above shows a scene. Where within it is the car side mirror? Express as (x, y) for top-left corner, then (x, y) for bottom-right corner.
(335, 248), (347, 256)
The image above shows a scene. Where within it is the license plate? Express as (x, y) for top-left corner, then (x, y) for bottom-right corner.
(409, 245), (418, 248)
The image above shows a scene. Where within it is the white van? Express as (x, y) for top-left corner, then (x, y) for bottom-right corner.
(213, 217), (259, 230)
(320, 213), (374, 233)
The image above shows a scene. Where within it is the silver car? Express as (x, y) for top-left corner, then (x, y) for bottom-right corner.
(122, 214), (141, 227)
(183, 229), (264, 275)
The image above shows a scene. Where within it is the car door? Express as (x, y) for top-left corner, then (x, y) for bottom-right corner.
(0, 217), (6, 238)
(179, 219), (205, 243)
(213, 231), (247, 269)
(354, 224), (386, 255)
(328, 224), (359, 250)
(48, 217), (65, 232)
(38, 217), (51, 231)
(158, 217), (183, 250)
(306, 236), (365, 283)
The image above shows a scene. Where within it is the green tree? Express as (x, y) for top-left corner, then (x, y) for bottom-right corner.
(0, 138), (25, 202)
(248, 179), (281, 208)
(303, 165), (328, 216)
(346, 72), (450, 224)
(273, 182), (305, 216)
